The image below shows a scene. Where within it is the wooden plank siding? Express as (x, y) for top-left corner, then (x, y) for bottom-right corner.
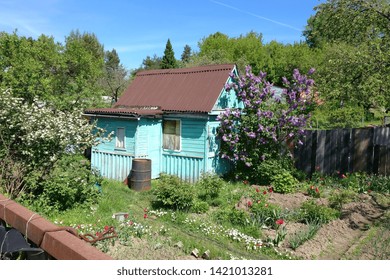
(91, 118), (162, 181)
(294, 127), (390, 176)
(206, 119), (232, 176)
(92, 118), (137, 154)
(162, 117), (207, 182)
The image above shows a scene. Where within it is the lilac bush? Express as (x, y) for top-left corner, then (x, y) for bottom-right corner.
(217, 66), (315, 182)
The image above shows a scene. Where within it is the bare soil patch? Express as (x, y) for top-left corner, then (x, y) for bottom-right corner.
(261, 191), (389, 260)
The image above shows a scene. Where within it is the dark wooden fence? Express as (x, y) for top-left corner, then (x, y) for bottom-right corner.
(294, 127), (390, 176)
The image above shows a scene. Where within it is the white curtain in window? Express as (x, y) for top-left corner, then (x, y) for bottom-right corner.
(116, 128), (125, 148)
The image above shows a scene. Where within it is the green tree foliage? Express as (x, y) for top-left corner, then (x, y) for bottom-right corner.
(194, 32), (319, 86)
(0, 32), (63, 103)
(304, 0), (390, 122)
(316, 42), (389, 112)
(263, 41), (320, 86)
(105, 48), (120, 70)
(61, 30), (105, 109)
(304, 0), (390, 47)
(181, 44), (192, 63)
(161, 39), (177, 69)
(196, 31), (267, 74)
(0, 30), (113, 209)
(311, 102), (365, 129)
(197, 32), (234, 62)
(0, 30), (107, 110)
(140, 54), (162, 70)
(102, 49), (129, 103)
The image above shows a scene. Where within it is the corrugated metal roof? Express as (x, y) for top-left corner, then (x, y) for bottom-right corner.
(115, 64), (236, 113)
(84, 107), (163, 117)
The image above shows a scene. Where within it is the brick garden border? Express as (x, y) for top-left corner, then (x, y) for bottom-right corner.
(0, 194), (112, 260)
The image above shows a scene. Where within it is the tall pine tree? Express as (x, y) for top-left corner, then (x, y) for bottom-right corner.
(161, 39), (177, 69)
(181, 44), (192, 63)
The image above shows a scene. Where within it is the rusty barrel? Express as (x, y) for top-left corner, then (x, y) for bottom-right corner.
(128, 159), (151, 191)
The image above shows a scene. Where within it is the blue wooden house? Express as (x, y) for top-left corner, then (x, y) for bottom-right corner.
(84, 64), (241, 183)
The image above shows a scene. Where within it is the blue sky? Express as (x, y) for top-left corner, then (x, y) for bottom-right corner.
(0, 0), (323, 70)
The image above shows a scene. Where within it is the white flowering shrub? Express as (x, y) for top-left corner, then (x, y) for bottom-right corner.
(0, 88), (109, 201)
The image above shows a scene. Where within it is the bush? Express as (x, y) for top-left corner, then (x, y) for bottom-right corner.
(152, 174), (195, 211)
(217, 67), (315, 184)
(255, 158), (287, 185)
(246, 156), (304, 186)
(23, 155), (100, 213)
(196, 172), (225, 200)
(299, 200), (340, 224)
(191, 200), (209, 213)
(212, 206), (251, 227)
(271, 171), (298, 194)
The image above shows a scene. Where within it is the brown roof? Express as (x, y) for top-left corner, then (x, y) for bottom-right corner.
(114, 64), (236, 113)
(84, 107), (163, 117)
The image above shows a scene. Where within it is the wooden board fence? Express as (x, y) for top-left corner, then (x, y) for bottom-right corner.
(294, 127), (390, 176)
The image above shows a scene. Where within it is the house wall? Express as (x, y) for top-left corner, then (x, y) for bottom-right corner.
(162, 116), (207, 183)
(161, 114), (232, 182)
(205, 72), (240, 175)
(205, 116), (231, 177)
(91, 117), (161, 181)
(136, 118), (162, 178)
(211, 68), (243, 113)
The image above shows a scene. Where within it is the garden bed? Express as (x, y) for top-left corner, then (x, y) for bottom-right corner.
(44, 175), (390, 260)
(257, 190), (388, 259)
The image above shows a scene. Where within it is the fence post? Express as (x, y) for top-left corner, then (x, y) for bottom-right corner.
(352, 128), (374, 173)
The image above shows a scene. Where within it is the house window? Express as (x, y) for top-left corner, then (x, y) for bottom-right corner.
(163, 120), (181, 151)
(116, 128), (125, 149)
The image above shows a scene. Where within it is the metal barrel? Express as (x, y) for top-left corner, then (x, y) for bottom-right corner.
(128, 159), (151, 191)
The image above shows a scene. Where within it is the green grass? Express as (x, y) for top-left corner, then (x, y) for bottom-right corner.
(43, 178), (293, 260)
(41, 174), (389, 260)
(44, 179), (153, 234)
